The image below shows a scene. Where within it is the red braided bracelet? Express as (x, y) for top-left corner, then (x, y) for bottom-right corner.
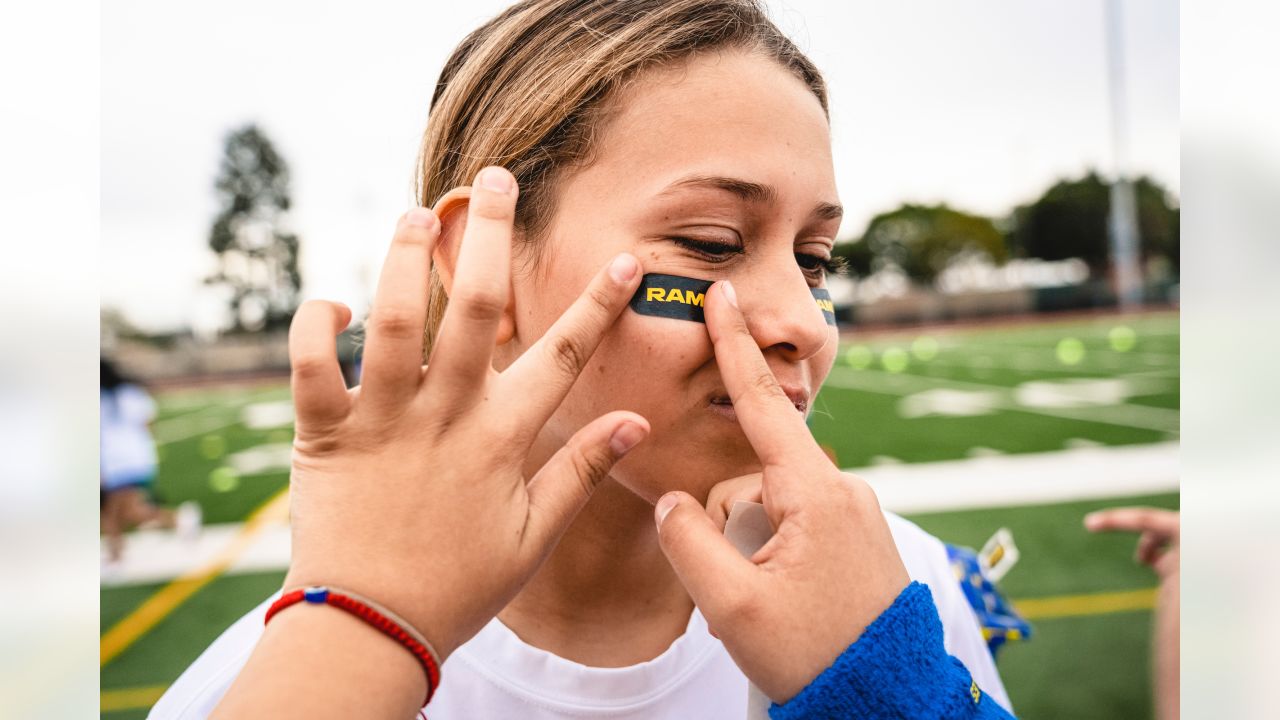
(265, 586), (442, 707)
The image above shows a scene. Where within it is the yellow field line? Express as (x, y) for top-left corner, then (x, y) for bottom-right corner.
(101, 684), (169, 713)
(100, 487), (291, 666)
(99, 583), (1160, 713)
(1015, 587), (1157, 620)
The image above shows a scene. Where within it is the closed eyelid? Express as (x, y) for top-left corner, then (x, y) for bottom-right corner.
(669, 236), (744, 257)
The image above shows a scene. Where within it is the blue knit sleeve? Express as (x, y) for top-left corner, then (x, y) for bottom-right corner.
(769, 582), (1016, 719)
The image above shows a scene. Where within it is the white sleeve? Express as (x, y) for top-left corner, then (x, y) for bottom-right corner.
(883, 512), (1013, 714)
(122, 384), (157, 424)
(147, 592), (278, 719)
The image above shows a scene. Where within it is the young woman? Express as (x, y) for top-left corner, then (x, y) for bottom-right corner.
(151, 1), (1011, 717)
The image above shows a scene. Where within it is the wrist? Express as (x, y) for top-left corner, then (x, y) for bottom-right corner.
(283, 567), (460, 662)
(230, 600), (426, 717)
(769, 582), (984, 720)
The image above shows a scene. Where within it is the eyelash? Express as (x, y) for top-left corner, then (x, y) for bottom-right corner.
(669, 237), (846, 280)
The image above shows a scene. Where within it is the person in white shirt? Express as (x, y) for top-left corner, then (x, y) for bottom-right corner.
(100, 359), (200, 565)
(151, 1), (1011, 716)
(154, 511), (1006, 719)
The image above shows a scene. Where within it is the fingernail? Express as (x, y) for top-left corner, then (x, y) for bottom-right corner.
(655, 493), (679, 527)
(1083, 513), (1100, 530)
(609, 421), (646, 456)
(406, 208), (438, 229)
(477, 167), (514, 194)
(721, 280), (739, 309)
(609, 254), (638, 284)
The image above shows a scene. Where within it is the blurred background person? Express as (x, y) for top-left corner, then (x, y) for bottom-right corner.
(1086, 507), (1179, 720)
(100, 358), (201, 571)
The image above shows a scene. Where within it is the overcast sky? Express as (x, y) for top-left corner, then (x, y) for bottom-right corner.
(101, 0), (1178, 332)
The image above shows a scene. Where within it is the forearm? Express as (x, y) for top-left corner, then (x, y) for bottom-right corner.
(769, 582), (1015, 720)
(1154, 574), (1179, 720)
(212, 603), (425, 719)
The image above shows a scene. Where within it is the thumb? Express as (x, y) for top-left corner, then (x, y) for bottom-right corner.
(523, 411), (649, 554)
(655, 492), (757, 620)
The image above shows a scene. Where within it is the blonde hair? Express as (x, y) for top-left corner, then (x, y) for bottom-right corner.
(417, 0), (827, 356)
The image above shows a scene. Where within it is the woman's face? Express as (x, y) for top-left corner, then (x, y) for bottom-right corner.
(502, 49), (841, 504)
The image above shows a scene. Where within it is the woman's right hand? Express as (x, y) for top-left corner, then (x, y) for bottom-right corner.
(282, 166), (648, 662)
(653, 280), (910, 704)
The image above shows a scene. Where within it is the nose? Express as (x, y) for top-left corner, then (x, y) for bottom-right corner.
(736, 257), (831, 364)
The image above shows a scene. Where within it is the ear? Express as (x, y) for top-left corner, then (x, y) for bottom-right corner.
(430, 186), (519, 346)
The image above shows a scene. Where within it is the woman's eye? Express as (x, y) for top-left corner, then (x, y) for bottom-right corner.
(796, 252), (833, 278)
(670, 237), (742, 261)
(796, 252), (846, 282)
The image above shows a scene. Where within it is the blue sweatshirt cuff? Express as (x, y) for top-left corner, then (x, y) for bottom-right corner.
(769, 581), (1014, 719)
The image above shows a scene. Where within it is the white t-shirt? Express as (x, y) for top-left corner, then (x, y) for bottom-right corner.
(100, 384), (158, 488)
(149, 512), (1011, 718)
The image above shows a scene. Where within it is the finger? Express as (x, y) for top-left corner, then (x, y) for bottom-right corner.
(706, 474), (763, 532)
(1153, 548), (1179, 579)
(1136, 531), (1167, 566)
(360, 209), (440, 406)
(289, 300), (353, 427)
(655, 491), (758, 621)
(522, 411), (650, 555)
(1084, 507), (1179, 536)
(428, 166), (516, 398)
(704, 281), (821, 467)
(498, 253), (642, 435)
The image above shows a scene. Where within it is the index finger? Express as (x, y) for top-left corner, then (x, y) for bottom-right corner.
(704, 281), (822, 467)
(1084, 507), (1180, 536)
(497, 253), (642, 439)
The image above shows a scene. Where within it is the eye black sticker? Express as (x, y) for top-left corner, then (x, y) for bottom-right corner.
(629, 273), (711, 322)
(629, 273), (836, 326)
(812, 287), (836, 326)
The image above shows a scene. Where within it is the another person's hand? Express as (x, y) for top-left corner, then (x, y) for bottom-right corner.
(705, 472), (762, 531)
(1085, 507), (1180, 720)
(283, 166), (648, 661)
(1085, 507), (1180, 579)
(653, 281), (910, 703)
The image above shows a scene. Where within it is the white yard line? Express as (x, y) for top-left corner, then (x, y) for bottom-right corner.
(152, 387), (291, 445)
(854, 441), (1179, 514)
(101, 520), (292, 588)
(103, 442), (1178, 588)
(822, 367), (1180, 433)
(152, 415), (243, 446)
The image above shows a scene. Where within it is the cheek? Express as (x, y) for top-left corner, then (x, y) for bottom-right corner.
(551, 313), (707, 430)
(545, 313), (749, 503)
(816, 326), (839, 382)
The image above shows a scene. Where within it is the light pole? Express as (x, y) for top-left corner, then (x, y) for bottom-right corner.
(1105, 0), (1144, 308)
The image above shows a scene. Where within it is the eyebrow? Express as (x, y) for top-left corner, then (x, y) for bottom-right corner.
(659, 174), (843, 222)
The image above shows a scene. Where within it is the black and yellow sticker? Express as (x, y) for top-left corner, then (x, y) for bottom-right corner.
(629, 273), (836, 326)
(812, 287), (836, 326)
(630, 273), (712, 322)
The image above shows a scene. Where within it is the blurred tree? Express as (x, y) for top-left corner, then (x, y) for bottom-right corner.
(832, 237), (874, 278)
(206, 124), (301, 332)
(849, 204), (1007, 285)
(1008, 171), (1179, 276)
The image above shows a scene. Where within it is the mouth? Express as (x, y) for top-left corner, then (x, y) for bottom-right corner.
(708, 386), (809, 421)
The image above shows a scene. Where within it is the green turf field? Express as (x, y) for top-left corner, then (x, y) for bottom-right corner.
(101, 311), (1179, 718)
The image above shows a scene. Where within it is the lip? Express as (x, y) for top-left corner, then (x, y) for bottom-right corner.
(708, 385), (809, 421)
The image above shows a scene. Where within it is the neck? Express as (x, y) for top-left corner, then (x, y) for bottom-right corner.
(498, 477), (695, 668)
